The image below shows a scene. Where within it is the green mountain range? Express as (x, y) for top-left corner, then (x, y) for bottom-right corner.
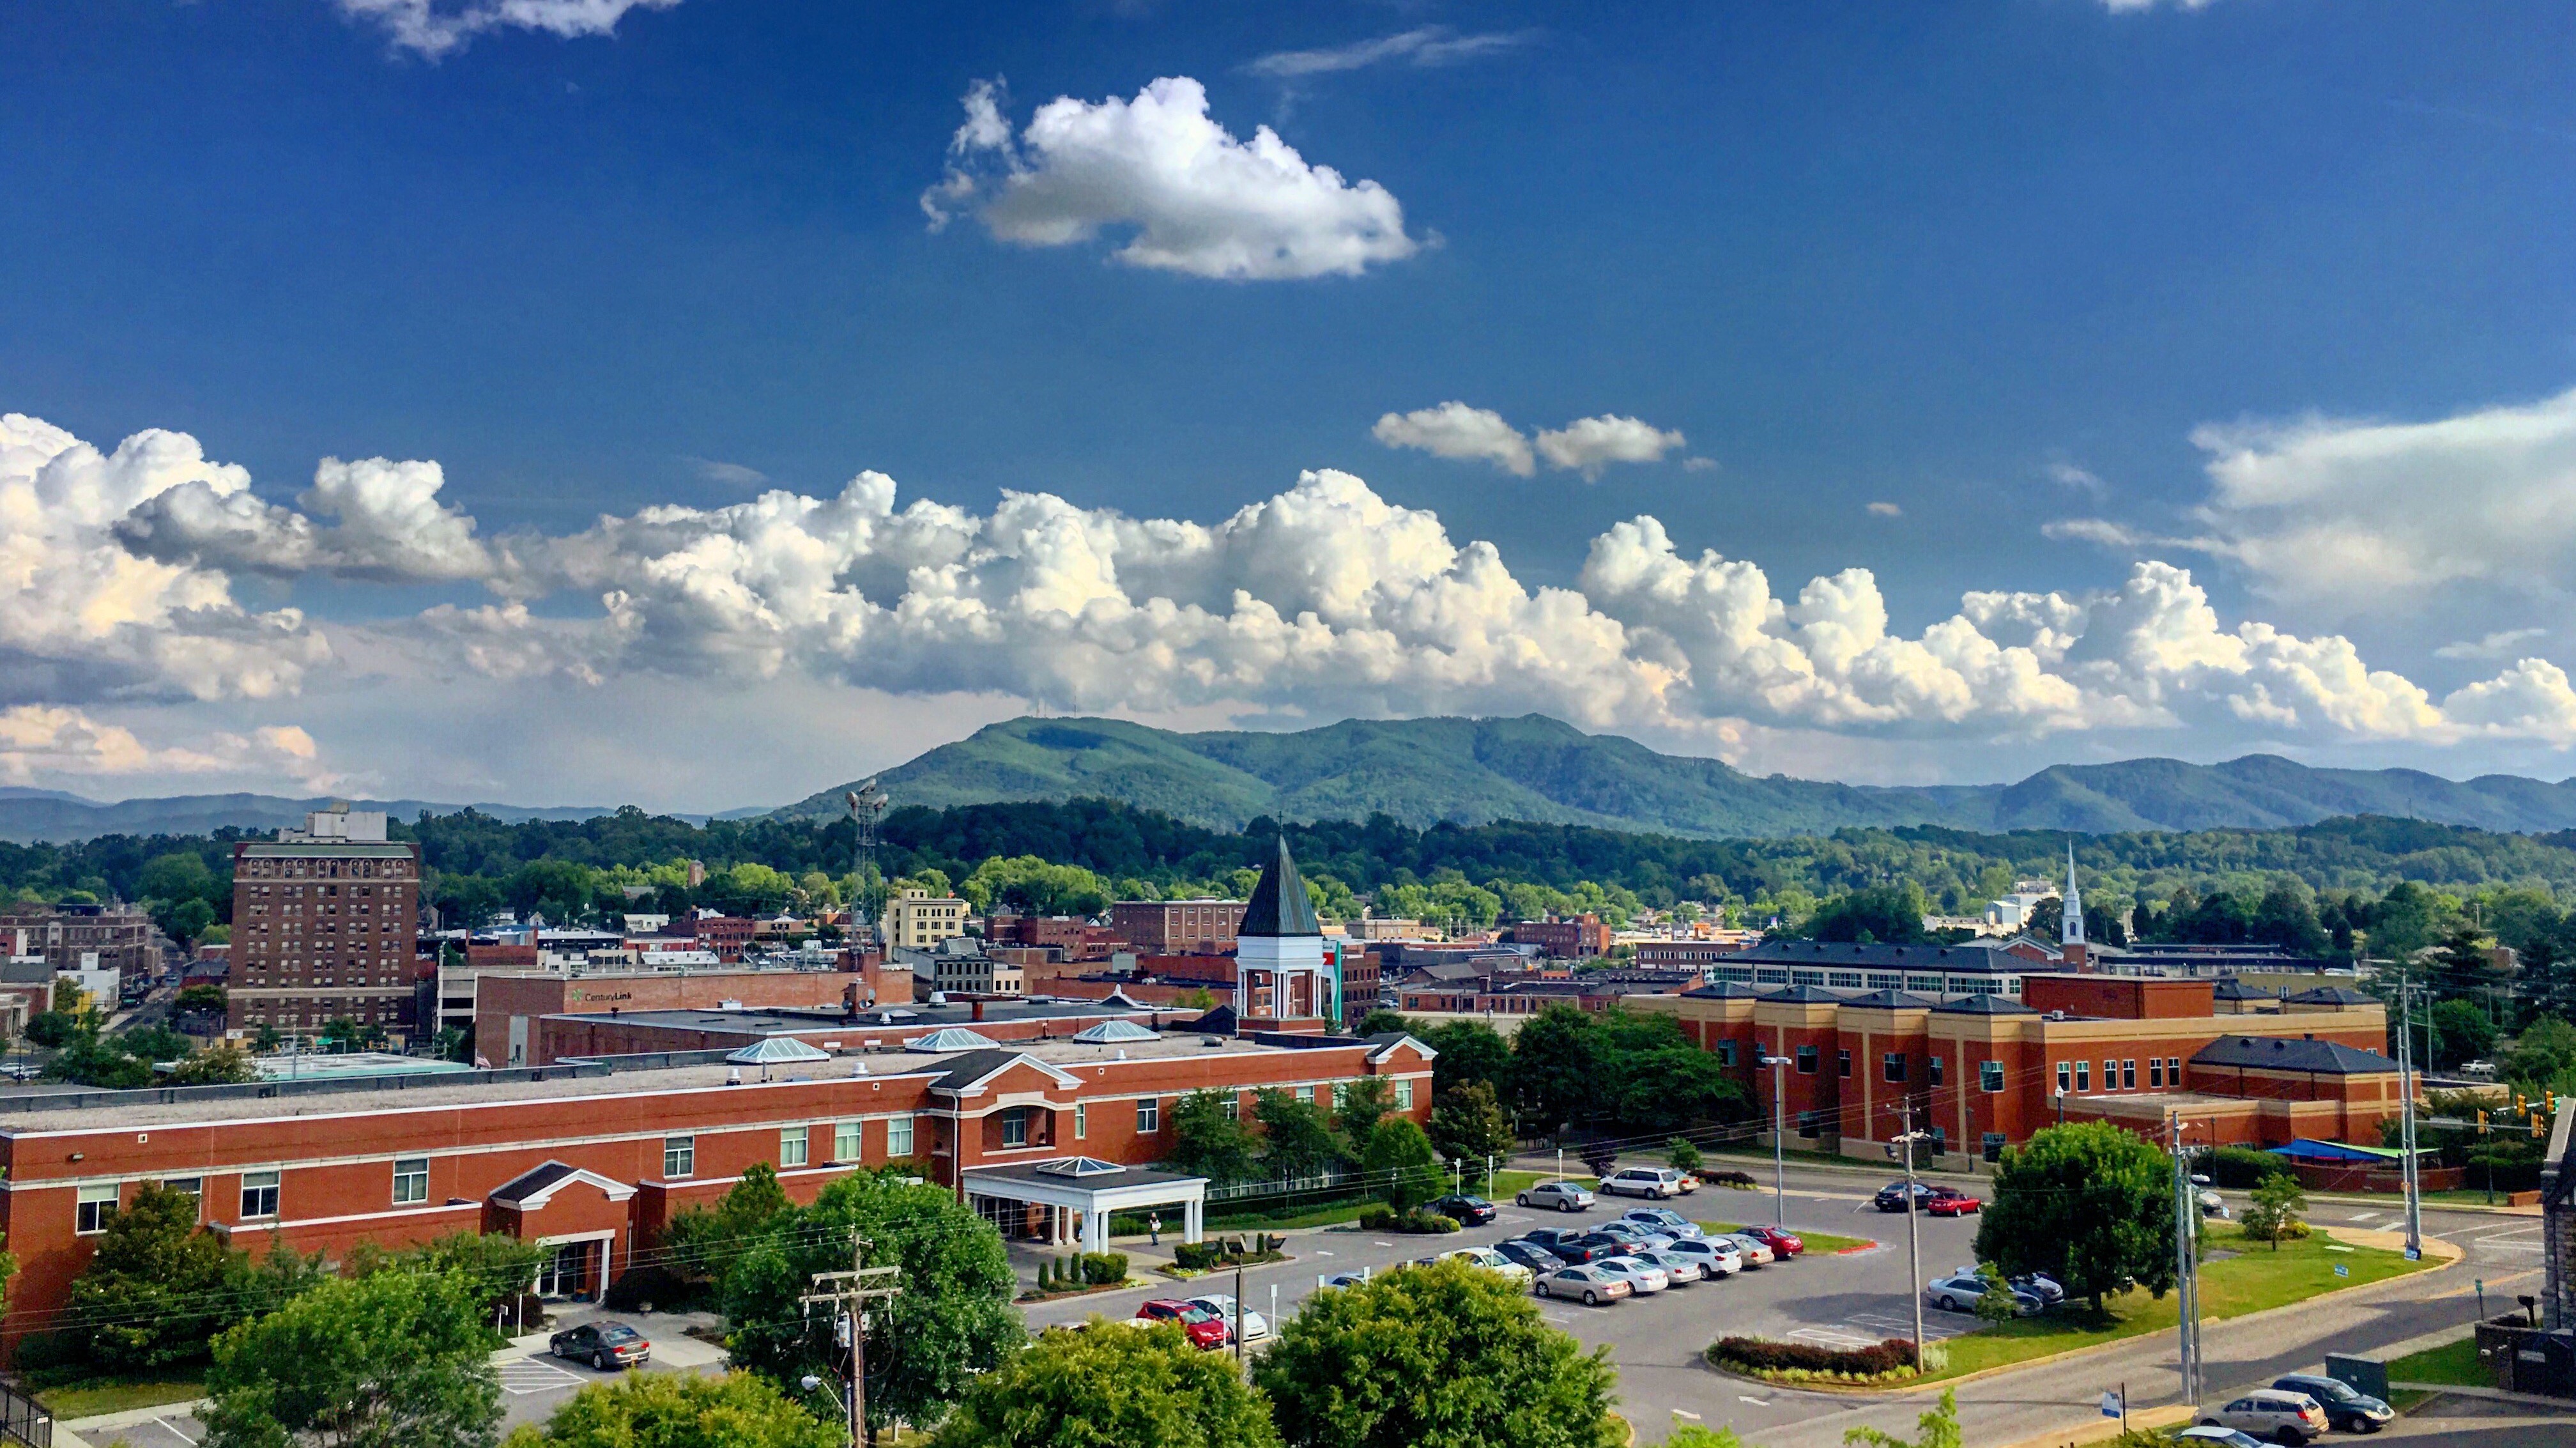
(778, 714), (2576, 838)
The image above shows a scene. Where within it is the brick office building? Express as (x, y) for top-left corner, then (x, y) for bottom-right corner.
(229, 809), (421, 1039)
(0, 902), (165, 980)
(1512, 914), (1613, 960)
(1110, 898), (1247, 955)
(1630, 968), (2397, 1163)
(0, 1027), (1435, 1345)
(477, 967), (882, 1067)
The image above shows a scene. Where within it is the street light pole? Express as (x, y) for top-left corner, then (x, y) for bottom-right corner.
(2396, 970), (2423, 1260)
(1760, 1054), (1790, 1227)
(1894, 1104), (1929, 1371)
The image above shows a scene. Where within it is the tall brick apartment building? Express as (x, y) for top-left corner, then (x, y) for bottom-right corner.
(1110, 898), (1247, 954)
(229, 808), (422, 1040)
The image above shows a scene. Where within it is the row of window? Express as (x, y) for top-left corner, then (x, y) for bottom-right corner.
(2055, 1056), (2182, 1095)
(76, 1170), (280, 1235)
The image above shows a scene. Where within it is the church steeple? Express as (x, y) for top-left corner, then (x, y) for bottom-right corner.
(2060, 841), (2085, 948)
(1238, 835), (1321, 938)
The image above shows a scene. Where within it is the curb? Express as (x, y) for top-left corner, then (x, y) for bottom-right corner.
(1697, 1228), (2463, 1401)
(2388, 1380), (2576, 1410)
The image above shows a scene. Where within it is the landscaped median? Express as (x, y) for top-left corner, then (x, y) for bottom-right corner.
(1706, 1223), (2444, 1390)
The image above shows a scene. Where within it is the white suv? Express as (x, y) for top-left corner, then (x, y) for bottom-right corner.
(2198, 1390), (2327, 1445)
(1600, 1167), (1685, 1199)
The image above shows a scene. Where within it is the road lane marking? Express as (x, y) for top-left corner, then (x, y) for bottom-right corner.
(1673, 1408), (1705, 1421)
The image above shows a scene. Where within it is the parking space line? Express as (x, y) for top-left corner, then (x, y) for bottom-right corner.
(153, 1416), (201, 1445)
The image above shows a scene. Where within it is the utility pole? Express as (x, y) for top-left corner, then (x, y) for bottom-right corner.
(2169, 1113), (2201, 1407)
(1894, 1104), (1928, 1371)
(802, 1233), (901, 1448)
(1761, 1054), (1790, 1226)
(2396, 971), (2423, 1260)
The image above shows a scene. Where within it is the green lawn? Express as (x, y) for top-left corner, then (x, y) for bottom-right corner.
(1897, 1225), (2433, 1384)
(35, 1377), (205, 1418)
(1206, 1196), (1381, 1231)
(2386, 1335), (2487, 1388)
(1697, 1219), (1878, 1255)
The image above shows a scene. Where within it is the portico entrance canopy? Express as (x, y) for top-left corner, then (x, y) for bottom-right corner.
(961, 1157), (1208, 1253)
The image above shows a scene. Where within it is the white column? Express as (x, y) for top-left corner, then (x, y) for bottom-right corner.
(1087, 1205), (1110, 1254)
(1183, 1195), (1203, 1244)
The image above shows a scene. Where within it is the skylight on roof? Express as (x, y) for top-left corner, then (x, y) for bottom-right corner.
(1034, 1157), (1127, 1178)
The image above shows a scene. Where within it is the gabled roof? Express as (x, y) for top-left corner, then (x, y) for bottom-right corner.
(1176, 1004), (1238, 1036)
(2212, 978), (2276, 999)
(923, 1049), (1085, 1097)
(2284, 986), (2376, 1006)
(1933, 993), (2037, 1016)
(1238, 837), (1320, 938)
(1843, 989), (1931, 1010)
(491, 1160), (637, 1208)
(2191, 1035), (2400, 1075)
(1363, 1031), (1437, 1064)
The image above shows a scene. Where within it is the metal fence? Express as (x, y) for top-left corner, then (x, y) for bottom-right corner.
(0, 1381), (50, 1447)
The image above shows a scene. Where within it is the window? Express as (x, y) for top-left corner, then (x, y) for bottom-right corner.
(2167, 1056), (2181, 1084)
(1394, 1079), (1414, 1111)
(1795, 1109), (1823, 1139)
(1795, 1045), (1818, 1074)
(1074, 1102), (1087, 1140)
(1837, 1049), (1853, 1079)
(1981, 1131), (2007, 1162)
(76, 1183), (118, 1235)
(663, 1136), (696, 1179)
(392, 1156), (429, 1205)
(1717, 1040), (1737, 1067)
(2149, 1059), (2165, 1088)
(240, 1169), (280, 1220)
(1000, 1109), (1029, 1148)
(887, 1114), (916, 1157)
(2102, 1059), (2117, 1091)
(1980, 1060), (2004, 1093)
(2122, 1059), (2137, 1090)
(163, 1176), (203, 1219)
(834, 1120), (862, 1162)
(1221, 1095), (1239, 1121)
(2056, 1061), (2071, 1093)
(1883, 1052), (1906, 1083)
(1137, 1098), (1161, 1134)
(2074, 1062), (2090, 1092)
(780, 1128), (809, 1168)
(1928, 1056), (1945, 1088)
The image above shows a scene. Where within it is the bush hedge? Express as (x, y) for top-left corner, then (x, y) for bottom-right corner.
(1359, 1207), (1461, 1234)
(2205, 1146), (2291, 1189)
(1706, 1169), (1758, 1189)
(1707, 1336), (1919, 1379)
(1080, 1252), (1128, 1285)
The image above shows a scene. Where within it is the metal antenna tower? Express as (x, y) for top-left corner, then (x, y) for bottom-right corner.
(845, 778), (889, 930)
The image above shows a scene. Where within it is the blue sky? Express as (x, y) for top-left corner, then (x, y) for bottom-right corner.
(8, 0), (2576, 810)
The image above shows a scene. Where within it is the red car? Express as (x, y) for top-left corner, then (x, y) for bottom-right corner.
(1740, 1224), (1805, 1257)
(1135, 1298), (1229, 1350)
(1924, 1189), (1982, 1217)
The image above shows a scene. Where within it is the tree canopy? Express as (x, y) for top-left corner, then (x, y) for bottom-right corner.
(931, 1320), (1283, 1448)
(1973, 1124), (2178, 1312)
(502, 1371), (842, 1448)
(203, 1267), (503, 1448)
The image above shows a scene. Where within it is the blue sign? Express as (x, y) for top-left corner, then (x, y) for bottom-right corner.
(2334, 1264), (2350, 1277)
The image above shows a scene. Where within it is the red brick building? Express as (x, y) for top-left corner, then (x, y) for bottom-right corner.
(0, 1029), (1435, 1344)
(479, 969), (877, 1067)
(229, 811), (421, 1039)
(691, 916), (756, 962)
(1512, 914), (1613, 960)
(1109, 899), (1246, 955)
(1630, 973), (2398, 1163)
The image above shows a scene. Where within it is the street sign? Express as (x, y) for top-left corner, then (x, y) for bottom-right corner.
(2403, 1248), (2420, 1262)
(2334, 1264), (2350, 1277)
(2099, 1391), (2122, 1419)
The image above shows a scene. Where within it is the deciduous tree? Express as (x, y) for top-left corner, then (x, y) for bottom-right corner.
(1255, 1259), (1621, 1448)
(1169, 1090), (1262, 1185)
(2242, 1173), (2309, 1250)
(931, 1319), (1282, 1448)
(203, 1268), (503, 1448)
(502, 1370), (840, 1448)
(66, 1182), (233, 1369)
(1427, 1082), (1515, 1188)
(1972, 1123), (2177, 1312)
(1361, 1118), (1443, 1213)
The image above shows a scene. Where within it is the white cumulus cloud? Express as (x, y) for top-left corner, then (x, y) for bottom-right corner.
(1371, 403), (1534, 475)
(1535, 415), (1689, 480)
(118, 455), (502, 584)
(923, 76), (1420, 281)
(332, 0), (680, 60)
(0, 706), (333, 787)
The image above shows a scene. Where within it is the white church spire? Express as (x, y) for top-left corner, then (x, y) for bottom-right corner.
(2060, 840), (2085, 948)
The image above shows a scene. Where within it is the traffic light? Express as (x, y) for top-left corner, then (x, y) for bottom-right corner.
(2476, 1109), (2487, 1128)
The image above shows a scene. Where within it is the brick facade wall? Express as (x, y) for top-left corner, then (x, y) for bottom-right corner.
(228, 841), (420, 1037)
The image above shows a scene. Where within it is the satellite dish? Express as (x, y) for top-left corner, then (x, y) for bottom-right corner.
(845, 791), (859, 808)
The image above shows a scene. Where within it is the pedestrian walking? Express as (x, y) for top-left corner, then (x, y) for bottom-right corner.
(1149, 1212), (1162, 1246)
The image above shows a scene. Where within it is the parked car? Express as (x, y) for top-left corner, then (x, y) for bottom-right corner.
(1517, 1180), (1597, 1213)
(2166, 1430), (2267, 1448)
(1922, 1274), (2041, 1316)
(1874, 1182), (1938, 1212)
(2197, 1188), (2232, 1220)
(1494, 1238), (1567, 1274)
(2196, 1390), (2327, 1445)
(1429, 1194), (1498, 1226)
(1582, 1228), (1672, 1259)
(1429, 1246), (1533, 1285)
(2009, 1272), (2064, 1306)
(1616, 1207), (1705, 1239)
(1319, 1272), (1371, 1290)
(549, 1321), (651, 1371)
(1600, 1166), (1689, 1199)
(1133, 1298), (1230, 1350)
(1715, 1232), (1775, 1267)
(1535, 1263), (1634, 1306)
(1738, 1224), (1804, 1258)
(1186, 1293), (1269, 1343)
(1661, 1236), (1744, 1277)
(1924, 1188), (1982, 1217)
(1519, 1228), (1609, 1264)
(1594, 1221), (1678, 1251)
(2267, 1376), (2393, 1434)
(1595, 1256), (1671, 1295)
(1628, 1247), (1706, 1283)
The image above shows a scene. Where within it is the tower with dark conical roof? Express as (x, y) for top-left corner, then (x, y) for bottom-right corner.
(1234, 836), (1333, 1030)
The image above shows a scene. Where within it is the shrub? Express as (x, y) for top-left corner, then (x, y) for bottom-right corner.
(1706, 1169), (1758, 1189)
(1082, 1252), (1128, 1285)
(1393, 1210), (1460, 1234)
(1707, 1336), (1919, 1379)
(2205, 1145), (2290, 1189)
(1172, 1242), (1222, 1271)
(1358, 1206), (1397, 1231)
